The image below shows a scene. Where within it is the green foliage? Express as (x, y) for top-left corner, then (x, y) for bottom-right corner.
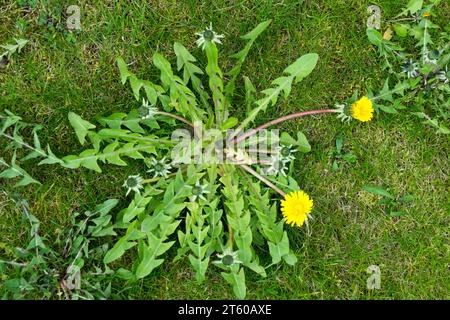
(1, 15), (394, 299)
(233, 53), (319, 137)
(17, 0), (38, 9)
(280, 131), (311, 153)
(1, 0), (448, 301)
(225, 20), (272, 100)
(0, 38), (28, 61)
(363, 185), (414, 217)
(0, 195), (119, 299)
(221, 267), (246, 299)
(329, 135), (357, 171)
(0, 110), (63, 187)
(174, 42), (210, 112)
(68, 112), (96, 145)
(366, 0), (450, 134)
(48, 20), (321, 298)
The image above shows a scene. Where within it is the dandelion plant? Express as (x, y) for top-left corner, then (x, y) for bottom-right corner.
(0, 20), (371, 298)
(366, 0), (450, 134)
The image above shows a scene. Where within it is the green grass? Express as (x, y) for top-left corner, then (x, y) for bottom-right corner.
(1, 0), (449, 299)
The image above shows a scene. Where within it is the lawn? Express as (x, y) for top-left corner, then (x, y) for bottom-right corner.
(0, 0), (449, 299)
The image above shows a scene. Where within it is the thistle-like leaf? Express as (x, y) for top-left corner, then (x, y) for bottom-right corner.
(225, 20), (272, 98)
(232, 53), (319, 138)
(68, 112), (96, 145)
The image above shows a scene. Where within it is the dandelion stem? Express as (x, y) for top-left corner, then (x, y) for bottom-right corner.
(387, 17), (415, 23)
(422, 19), (429, 65)
(1, 132), (48, 158)
(246, 148), (278, 154)
(228, 224), (234, 249)
(239, 164), (286, 197)
(156, 111), (194, 128)
(232, 109), (338, 144)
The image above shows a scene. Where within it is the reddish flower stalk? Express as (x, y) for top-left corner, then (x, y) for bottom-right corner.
(232, 109), (338, 144)
(156, 111), (194, 128)
(239, 164), (286, 197)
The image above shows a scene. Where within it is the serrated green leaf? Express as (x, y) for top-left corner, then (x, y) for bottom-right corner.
(220, 117), (238, 130)
(233, 53), (318, 137)
(224, 20), (271, 100)
(283, 253), (298, 265)
(104, 222), (140, 264)
(130, 76), (143, 101)
(153, 52), (173, 88)
(280, 132), (297, 145)
(117, 57), (133, 85)
(95, 199), (119, 215)
(363, 185), (395, 199)
(393, 24), (409, 37)
(241, 19), (272, 40)
(116, 268), (136, 281)
(284, 53), (319, 83)
(221, 268), (246, 299)
(68, 112), (96, 145)
(135, 232), (176, 279)
(79, 149), (102, 172)
(38, 145), (63, 165)
(0, 167), (21, 179)
(15, 174), (40, 187)
(297, 131), (311, 153)
(103, 142), (127, 166)
(367, 28), (383, 46)
(405, 0), (423, 14)
(378, 105), (398, 113)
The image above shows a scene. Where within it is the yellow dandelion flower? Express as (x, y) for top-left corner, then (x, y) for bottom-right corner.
(351, 96), (374, 122)
(423, 12), (430, 17)
(280, 190), (313, 227)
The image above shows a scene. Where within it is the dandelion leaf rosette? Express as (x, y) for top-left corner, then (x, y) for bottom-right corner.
(0, 20), (371, 298)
